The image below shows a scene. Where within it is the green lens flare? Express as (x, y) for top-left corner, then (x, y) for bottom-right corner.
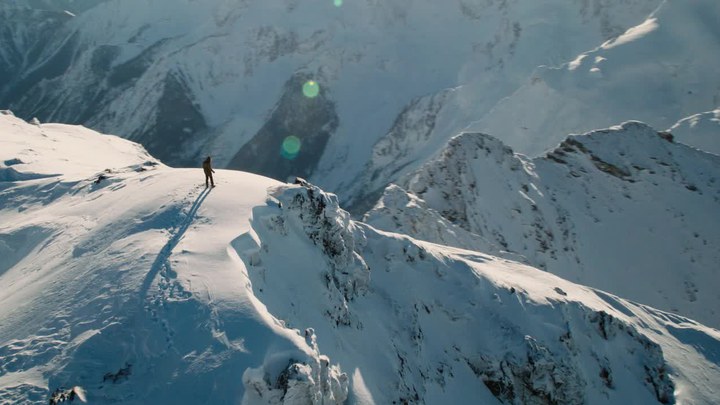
(302, 80), (320, 98)
(334, 0), (343, 6)
(281, 136), (302, 159)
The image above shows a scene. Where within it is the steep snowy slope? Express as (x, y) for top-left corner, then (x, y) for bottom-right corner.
(367, 122), (720, 329)
(467, 0), (720, 158)
(2, 114), (720, 404)
(0, 0), (662, 192)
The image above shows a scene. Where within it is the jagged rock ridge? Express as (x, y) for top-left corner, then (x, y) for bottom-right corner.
(368, 122), (720, 328)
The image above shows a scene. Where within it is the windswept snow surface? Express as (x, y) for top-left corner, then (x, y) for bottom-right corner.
(1, 115), (720, 404)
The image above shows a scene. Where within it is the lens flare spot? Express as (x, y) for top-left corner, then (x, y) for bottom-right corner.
(334, 0), (343, 6)
(281, 136), (302, 159)
(302, 80), (320, 98)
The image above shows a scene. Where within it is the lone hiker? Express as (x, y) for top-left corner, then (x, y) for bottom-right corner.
(203, 156), (215, 188)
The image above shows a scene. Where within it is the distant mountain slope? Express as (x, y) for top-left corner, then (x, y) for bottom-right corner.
(669, 109), (720, 156)
(0, 0), (662, 194)
(2, 114), (719, 404)
(345, 0), (719, 210)
(467, 0), (720, 158)
(367, 121), (720, 328)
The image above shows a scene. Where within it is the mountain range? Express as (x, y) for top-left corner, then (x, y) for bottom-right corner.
(1, 0), (719, 403)
(1, 112), (719, 404)
(6, 0), (718, 205)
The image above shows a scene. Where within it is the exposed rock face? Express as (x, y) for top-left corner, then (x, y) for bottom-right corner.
(346, 90), (453, 213)
(270, 181), (369, 301)
(254, 181), (369, 328)
(0, 8), (76, 109)
(228, 74), (338, 182)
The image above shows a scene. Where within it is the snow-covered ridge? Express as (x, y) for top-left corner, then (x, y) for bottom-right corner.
(369, 121), (720, 328)
(363, 183), (504, 256)
(0, 114), (347, 404)
(2, 114), (720, 404)
(242, 179), (718, 404)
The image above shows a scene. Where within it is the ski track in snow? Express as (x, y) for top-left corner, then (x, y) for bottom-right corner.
(139, 186), (211, 353)
(140, 186), (209, 300)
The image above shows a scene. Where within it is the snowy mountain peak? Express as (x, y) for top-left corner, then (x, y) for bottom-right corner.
(371, 120), (720, 328)
(546, 121), (674, 178)
(445, 131), (518, 164)
(545, 121), (717, 195)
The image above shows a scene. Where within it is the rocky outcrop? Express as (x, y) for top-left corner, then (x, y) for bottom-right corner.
(242, 329), (348, 405)
(270, 181), (369, 301)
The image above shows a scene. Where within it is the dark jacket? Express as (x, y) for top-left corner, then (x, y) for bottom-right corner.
(202, 158), (214, 175)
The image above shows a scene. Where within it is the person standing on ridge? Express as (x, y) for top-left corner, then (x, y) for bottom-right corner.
(203, 156), (215, 188)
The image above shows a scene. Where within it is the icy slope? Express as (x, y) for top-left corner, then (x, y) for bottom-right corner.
(467, 0), (720, 157)
(367, 122), (720, 328)
(2, 114), (720, 404)
(0, 0), (662, 191)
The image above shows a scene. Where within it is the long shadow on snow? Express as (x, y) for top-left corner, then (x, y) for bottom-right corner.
(139, 187), (211, 300)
